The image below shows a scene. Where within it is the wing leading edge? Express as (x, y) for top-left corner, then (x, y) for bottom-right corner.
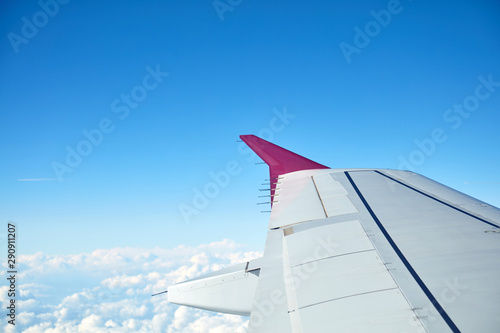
(165, 135), (500, 333)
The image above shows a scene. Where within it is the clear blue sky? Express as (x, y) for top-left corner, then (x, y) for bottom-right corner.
(1, 0), (500, 256)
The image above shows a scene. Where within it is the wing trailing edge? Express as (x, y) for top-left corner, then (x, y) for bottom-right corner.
(167, 259), (262, 316)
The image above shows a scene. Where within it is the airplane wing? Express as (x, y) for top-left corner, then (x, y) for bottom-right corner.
(166, 135), (500, 332)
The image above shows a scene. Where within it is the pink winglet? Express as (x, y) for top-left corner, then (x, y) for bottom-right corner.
(240, 135), (329, 198)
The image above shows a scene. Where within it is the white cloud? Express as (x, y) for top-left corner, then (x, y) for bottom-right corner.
(78, 314), (104, 332)
(1, 240), (261, 332)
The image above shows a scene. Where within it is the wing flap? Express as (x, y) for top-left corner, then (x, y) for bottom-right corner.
(299, 289), (421, 332)
(248, 217), (428, 332)
(167, 261), (260, 316)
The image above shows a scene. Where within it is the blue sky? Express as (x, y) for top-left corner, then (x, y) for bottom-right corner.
(0, 1), (499, 330)
(1, 0), (500, 254)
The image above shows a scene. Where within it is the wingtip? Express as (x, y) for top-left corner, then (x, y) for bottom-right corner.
(239, 134), (329, 181)
(239, 134), (254, 140)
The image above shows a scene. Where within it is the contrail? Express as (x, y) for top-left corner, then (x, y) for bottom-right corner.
(17, 178), (57, 182)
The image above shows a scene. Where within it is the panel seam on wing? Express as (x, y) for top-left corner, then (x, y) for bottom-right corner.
(290, 248), (375, 268)
(297, 287), (399, 310)
(311, 175), (328, 218)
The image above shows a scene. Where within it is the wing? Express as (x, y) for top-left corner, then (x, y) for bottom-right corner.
(167, 135), (500, 333)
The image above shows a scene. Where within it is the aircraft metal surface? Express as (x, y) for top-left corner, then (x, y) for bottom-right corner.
(163, 135), (500, 332)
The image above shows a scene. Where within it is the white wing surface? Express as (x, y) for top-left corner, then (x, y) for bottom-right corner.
(165, 135), (500, 333)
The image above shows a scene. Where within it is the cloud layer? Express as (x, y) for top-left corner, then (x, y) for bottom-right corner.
(1, 239), (261, 332)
